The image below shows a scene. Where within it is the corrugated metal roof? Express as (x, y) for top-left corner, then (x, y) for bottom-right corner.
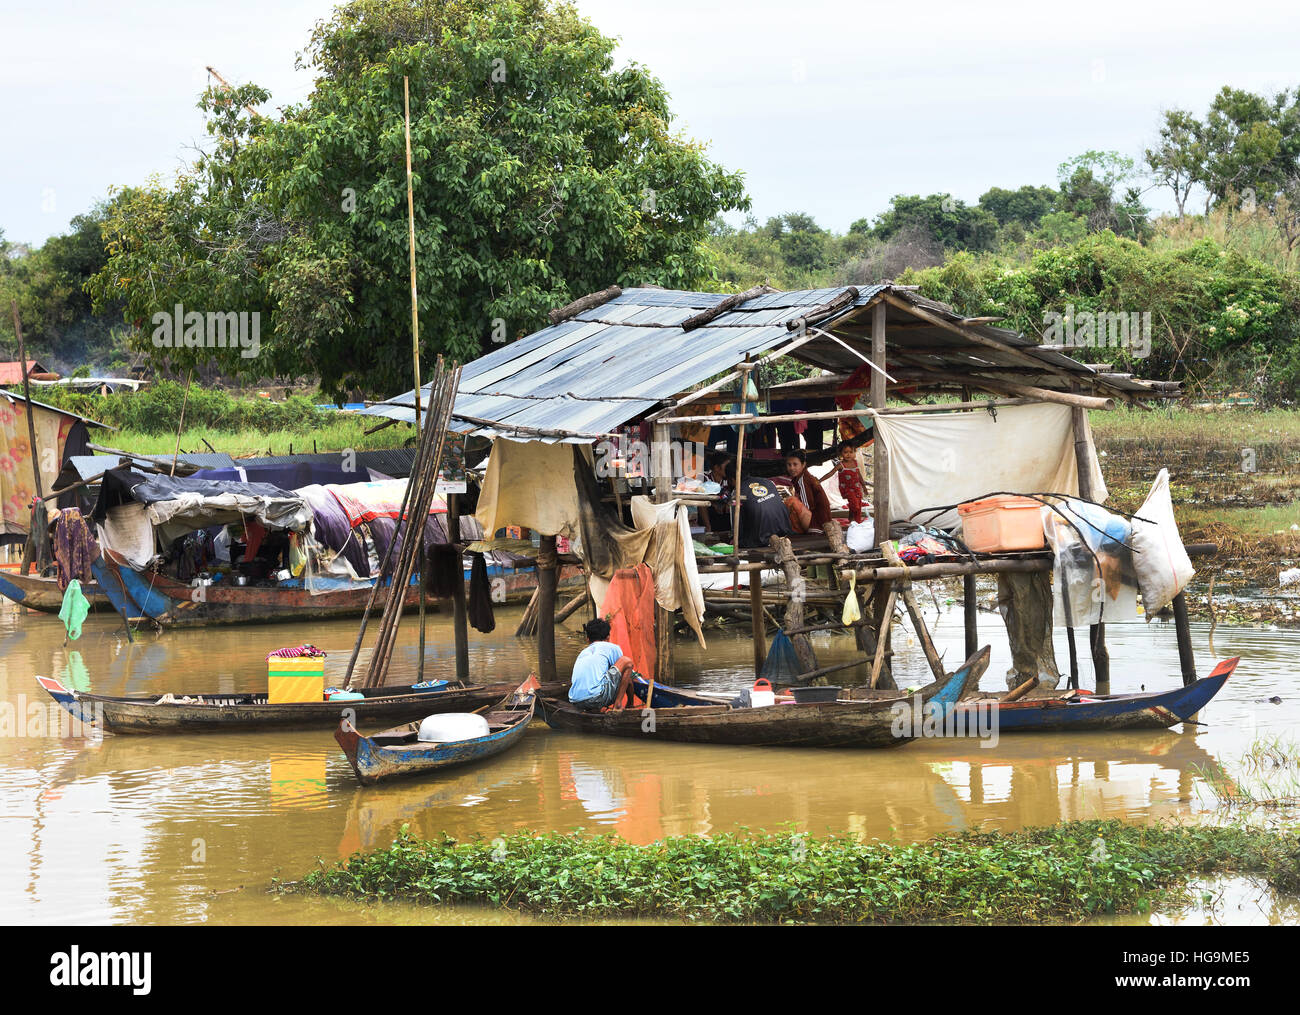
(360, 283), (1171, 440)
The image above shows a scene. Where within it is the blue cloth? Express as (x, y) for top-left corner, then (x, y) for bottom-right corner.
(569, 641), (625, 705)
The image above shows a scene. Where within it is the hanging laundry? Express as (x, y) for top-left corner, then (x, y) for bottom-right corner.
(424, 543), (462, 598)
(52, 507), (100, 590)
(58, 579), (90, 641)
(467, 552), (496, 633)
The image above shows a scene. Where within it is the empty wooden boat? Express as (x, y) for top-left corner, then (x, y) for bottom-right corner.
(537, 646), (989, 748)
(950, 657), (1239, 733)
(335, 676), (539, 786)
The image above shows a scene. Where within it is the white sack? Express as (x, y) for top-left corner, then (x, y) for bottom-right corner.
(1130, 468), (1194, 614)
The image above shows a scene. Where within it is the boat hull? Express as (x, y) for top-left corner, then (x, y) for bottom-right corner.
(34, 675), (563, 735)
(336, 689), (537, 786)
(90, 556), (583, 628)
(952, 659), (1238, 734)
(0, 569), (111, 614)
(538, 646), (989, 749)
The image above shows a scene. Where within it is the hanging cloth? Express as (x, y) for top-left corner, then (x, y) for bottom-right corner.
(425, 543), (462, 598)
(59, 579), (91, 641)
(467, 552), (496, 633)
(53, 507), (100, 590)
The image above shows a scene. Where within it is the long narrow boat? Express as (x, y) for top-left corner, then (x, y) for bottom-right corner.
(949, 657), (1239, 734)
(537, 646), (989, 748)
(0, 569), (111, 613)
(91, 555), (583, 628)
(34, 674), (563, 735)
(336, 676), (539, 786)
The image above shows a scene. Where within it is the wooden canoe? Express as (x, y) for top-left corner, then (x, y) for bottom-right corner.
(537, 646), (990, 748)
(336, 676), (539, 786)
(949, 658), (1239, 734)
(0, 570), (111, 613)
(34, 674), (564, 735)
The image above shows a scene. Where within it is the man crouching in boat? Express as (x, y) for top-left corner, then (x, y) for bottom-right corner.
(569, 618), (637, 711)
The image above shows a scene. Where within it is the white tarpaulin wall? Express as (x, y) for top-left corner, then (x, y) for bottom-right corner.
(872, 403), (1107, 529)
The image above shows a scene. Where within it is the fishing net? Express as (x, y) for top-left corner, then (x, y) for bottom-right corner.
(760, 629), (801, 684)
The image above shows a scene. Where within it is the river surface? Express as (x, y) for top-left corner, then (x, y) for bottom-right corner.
(1, 598), (1296, 924)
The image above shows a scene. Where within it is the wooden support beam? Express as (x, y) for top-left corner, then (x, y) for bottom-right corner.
(1071, 395), (1109, 695)
(769, 534), (817, 672)
(750, 574), (765, 677)
(537, 535), (558, 683)
(652, 420), (676, 683)
(881, 543), (945, 684)
(1172, 591), (1196, 687)
(871, 301), (889, 533)
(963, 573), (978, 659)
(869, 585), (897, 689)
(447, 495), (469, 684)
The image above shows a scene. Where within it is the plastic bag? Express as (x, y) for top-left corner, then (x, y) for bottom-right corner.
(1130, 469), (1194, 614)
(1042, 499), (1141, 627)
(845, 519), (875, 553)
(842, 573), (861, 626)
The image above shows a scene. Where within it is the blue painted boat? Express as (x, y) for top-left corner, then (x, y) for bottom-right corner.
(336, 676), (539, 785)
(0, 569), (110, 613)
(952, 657), (1239, 734)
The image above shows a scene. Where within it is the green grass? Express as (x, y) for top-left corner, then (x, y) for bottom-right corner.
(285, 819), (1300, 924)
(1088, 405), (1300, 443)
(106, 417), (415, 458)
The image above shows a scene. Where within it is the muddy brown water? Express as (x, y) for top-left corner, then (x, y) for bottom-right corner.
(1, 599), (1296, 924)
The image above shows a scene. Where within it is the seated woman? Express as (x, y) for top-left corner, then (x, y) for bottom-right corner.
(782, 449), (833, 534)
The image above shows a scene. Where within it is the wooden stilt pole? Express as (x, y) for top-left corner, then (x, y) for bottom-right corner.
(537, 534), (558, 684)
(1172, 591), (1196, 686)
(963, 573), (978, 659)
(1071, 398), (1109, 694)
(12, 301), (46, 576)
(448, 493), (469, 684)
(750, 568), (765, 676)
(882, 543), (945, 683)
(653, 419), (676, 683)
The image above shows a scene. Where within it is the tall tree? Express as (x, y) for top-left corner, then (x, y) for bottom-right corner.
(1144, 109), (1207, 217)
(91, 0), (748, 397)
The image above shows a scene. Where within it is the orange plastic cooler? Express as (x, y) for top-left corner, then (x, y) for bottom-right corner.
(956, 496), (1045, 553)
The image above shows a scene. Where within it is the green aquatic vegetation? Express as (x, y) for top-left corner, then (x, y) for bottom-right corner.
(287, 819), (1300, 924)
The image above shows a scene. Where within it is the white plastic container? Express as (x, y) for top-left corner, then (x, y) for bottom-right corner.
(417, 712), (490, 743)
(749, 678), (775, 708)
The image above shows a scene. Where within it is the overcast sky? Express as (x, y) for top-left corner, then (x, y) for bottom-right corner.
(4, 0), (1300, 245)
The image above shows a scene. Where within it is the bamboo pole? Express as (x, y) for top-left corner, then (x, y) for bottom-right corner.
(730, 362), (753, 592)
(169, 370), (193, 477)
(11, 302), (43, 499)
(403, 75), (423, 436)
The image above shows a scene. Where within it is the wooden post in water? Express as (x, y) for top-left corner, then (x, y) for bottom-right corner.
(963, 573), (978, 660)
(12, 302), (45, 576)
(750, 570), (765, 677)
(537, 534), (558, 683)
(868, 301), (894, 689)
(448, 493), (470, 684)
(1071, 400), (1109, 694)
(1172, 591), (1196, 686)
(652, 419), (676, 682)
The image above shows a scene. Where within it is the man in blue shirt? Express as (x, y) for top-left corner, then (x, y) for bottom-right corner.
(568, 618), (636, 711)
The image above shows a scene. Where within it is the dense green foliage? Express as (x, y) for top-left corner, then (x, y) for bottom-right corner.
(0, 206), (130, 373)
(291, 820), (1300, 924)
(25, 379), (331, 436)
(83, 0), (748, 397)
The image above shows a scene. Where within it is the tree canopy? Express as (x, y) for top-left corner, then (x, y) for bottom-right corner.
(88, 0), (748, 397)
